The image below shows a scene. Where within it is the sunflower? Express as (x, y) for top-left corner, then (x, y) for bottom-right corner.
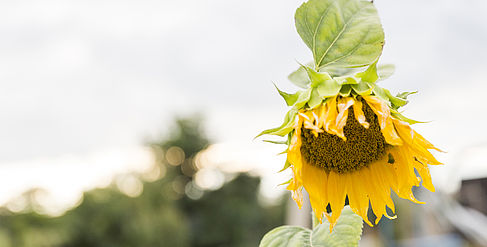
(258, 64), (442, 232)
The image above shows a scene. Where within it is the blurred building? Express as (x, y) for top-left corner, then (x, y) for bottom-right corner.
(458, 177), (487, 215)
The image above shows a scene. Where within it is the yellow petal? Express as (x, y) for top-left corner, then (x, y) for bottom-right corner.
(302, 162), (328, 222)
(323, 96), (339, 136)
(413, 161), (435, 192)
(363, 95), (402, 145)
(393, 119), (442, 165)
(362, 95), (388, 129)
(369, 162), (396, 215)
(327, 171), (347, 231)
(352, 99), (370, 129)
(335, 97), (355, 140)
(360, 167), (387, 224)
(287, 133), (302, 170)
(344, 173), (369, 226)
(412, 129), (443, 152)
(389, 149), (424, 204)
(287, 183), (303, 208)
(317, 104), (326, 129)
(390, 148), (419, 190)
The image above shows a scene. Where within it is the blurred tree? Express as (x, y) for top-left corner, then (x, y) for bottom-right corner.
(0, 116), (285, 247)
(182, 175), (285, 247)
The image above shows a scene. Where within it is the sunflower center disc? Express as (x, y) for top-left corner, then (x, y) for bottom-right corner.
(300, 99), (389, 173)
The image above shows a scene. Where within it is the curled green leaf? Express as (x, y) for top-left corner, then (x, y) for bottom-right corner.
(288, 66), (311, 89)
(377, 64), (395, 81)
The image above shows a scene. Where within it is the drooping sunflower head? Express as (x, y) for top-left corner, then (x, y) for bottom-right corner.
(258, 63), (442, 231)
(258, 0), (443, 233)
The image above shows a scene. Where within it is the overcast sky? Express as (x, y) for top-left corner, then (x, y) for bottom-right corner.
(1, 0), (487, 210)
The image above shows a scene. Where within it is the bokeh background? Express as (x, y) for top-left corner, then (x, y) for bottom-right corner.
(1, 0), (487, 246)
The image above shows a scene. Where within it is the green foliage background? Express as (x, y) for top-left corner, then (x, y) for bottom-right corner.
(0, 117), (286, 247)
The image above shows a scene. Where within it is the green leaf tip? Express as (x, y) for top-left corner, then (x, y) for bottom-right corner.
(397, 91), (417, 99)
(295, 0), (384, 70)
(255, 109), (298, 139)
(274, 83), (299, 106)
(263, 139), (288, 145)
(356, 59), (379, 83)
(377, 64), (395, 81)
(278, 161), (292, 173)
(303, 66), (332, 87)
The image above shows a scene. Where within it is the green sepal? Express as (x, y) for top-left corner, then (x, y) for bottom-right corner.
(391, 110), (426, 124)
(351, 81), (374, 95)
(372, 86), (389, 103)
(263, 139), (288, 145)
(316, 79), (341, 97)
(278, 161), (292, 173)
(288, 66), (311, 89)
(356, 60), (379, 83)
(338, 76), (359, 85)
(397, 91), (417, 99)
(383, 88), (408, 109)
(322, 66), (362, 78)
(304, 66), (332, 87)
(294, 88), (312, 109)
(278, 178), (292, 185)
(377, 64), (395, 81)
(256, 108), (298, 138)
(274, 83), (299, 106)
(307, 88), (323, 109)
(339, 84), (352, 96)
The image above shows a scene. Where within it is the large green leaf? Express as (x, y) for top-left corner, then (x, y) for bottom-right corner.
(311, 207), (363, 247)
(259, 226), (311, 247)
(260, 206), (363, 247)
(295, 0), (384, 70)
